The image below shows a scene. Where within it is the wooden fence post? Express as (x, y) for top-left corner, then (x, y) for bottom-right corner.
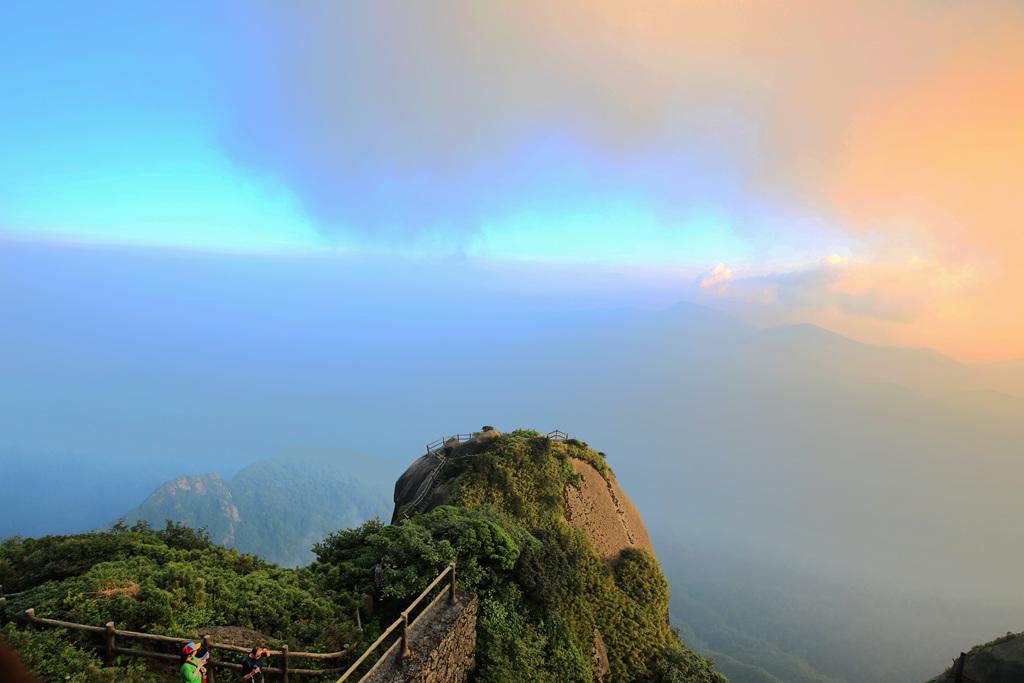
(25, 608), (35, 630)
(449, 563), (456, 605)
(282, 644), (289, 683)
(202, 635), (214, 683)
(0, 597), (6, 627)
(953, 652), (967, 683)
(401, 611), (410, 660)
(105, 622), (115, 664)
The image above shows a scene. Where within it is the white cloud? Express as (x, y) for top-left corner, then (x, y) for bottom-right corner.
(692, 255), (974, 325)
(698, 262), (733, 294)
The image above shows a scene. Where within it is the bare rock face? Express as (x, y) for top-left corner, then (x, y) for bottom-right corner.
(563, 459), (655, 563)
(192, 626), (272, 649)
(931, 638), (1024, 683)
(130, 473), (241, 546)
(391, 430), (500, 523)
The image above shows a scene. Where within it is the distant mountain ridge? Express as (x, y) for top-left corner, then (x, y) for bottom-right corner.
(9, 299), (1024, 683)
(738, 322), (987, 397)
(111, 445), (397, 567)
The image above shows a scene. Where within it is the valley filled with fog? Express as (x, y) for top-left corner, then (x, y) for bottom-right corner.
(3, 245), (1023, 683)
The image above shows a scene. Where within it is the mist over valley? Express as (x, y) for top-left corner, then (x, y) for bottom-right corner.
(3, 245), (1022, 683)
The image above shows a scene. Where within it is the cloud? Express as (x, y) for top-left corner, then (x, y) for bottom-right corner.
(212, 1), (1024, 249)
(697, 263), (733, 294)
(694, 255), (975, 326)
(39, 0), (1011, 359)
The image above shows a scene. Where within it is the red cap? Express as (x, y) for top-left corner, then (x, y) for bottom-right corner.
(183, 642), (201, 656)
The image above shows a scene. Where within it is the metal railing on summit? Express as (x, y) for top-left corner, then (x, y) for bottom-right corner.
(425, 433), (476, 452)
(405, 430), (570, 520)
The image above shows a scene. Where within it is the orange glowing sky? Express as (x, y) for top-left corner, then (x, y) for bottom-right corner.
(663, 1), (1024, 362)
(2, 1), (1022, 362)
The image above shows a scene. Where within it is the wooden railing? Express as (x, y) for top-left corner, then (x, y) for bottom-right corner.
(7, 563), (457, 682)
(336, 563), (457, 683)
(13, 606), (362, 683)
(425, 434), (478, 452)
(426, 429), (569, 452)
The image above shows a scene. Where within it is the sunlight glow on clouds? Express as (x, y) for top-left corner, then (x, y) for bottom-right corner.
(698, 264), (733, 294)
(2, 1), (1023, 359)
(693, 254), (983, 352)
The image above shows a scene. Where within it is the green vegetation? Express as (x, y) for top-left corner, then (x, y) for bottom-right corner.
(961, 630), (1024, 657)
(1, 624), (150, 683)
(1, 521), (362, 681)
(313, 429), (724, 682)
(2, 430), (724, 683)
(113, 446), (393, 567)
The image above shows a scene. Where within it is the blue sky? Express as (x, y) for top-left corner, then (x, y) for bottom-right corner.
(3, 1), (1024, 360)
(4, 6), (1024, 651)
(0, 2), (803, 263)
(1, 3), (318, 251)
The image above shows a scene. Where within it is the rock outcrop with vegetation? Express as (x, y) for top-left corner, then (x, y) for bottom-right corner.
(2, 429), (723, 683)
(926, 632), (1024, 683)
(316, 428), (725, 682)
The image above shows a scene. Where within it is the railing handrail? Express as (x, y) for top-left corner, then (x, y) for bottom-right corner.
(410, 430), (570, 519)
(425, 433), (477, 452)
(19, 609), (358, 659)
(426, 429), (568, 453)
(17, 606), (362, 680)
(335, 562), (457, 683)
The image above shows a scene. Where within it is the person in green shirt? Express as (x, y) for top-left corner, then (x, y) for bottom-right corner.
(180, 642), (208, 683)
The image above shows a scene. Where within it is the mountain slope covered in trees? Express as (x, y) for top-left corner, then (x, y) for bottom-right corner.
(311, 429), (725, 682)
(111, 445), (396, 567)
(3, 429), (725, 683)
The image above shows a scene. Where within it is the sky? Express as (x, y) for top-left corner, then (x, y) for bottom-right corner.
(4, 8), (1024, 676)
(2, 1), (1023, 362)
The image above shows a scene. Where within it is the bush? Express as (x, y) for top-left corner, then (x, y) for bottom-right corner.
(3, 524), (358, 649)
(1, 623), (151, 683)
(4, 430), (722, 683)
(311, 429), (722, 682)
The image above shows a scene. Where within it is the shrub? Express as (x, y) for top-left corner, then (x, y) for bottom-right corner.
(1, 623), (151, 683)
(311, 429), (721, 682)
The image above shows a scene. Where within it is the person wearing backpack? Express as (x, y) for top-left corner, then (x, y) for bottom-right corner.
(241, 646), (270, 683)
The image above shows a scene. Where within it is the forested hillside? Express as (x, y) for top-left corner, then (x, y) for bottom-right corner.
(2, 429), (724, 683)
(111, 445), (395, 567)
(0, 522), (361, 682)
(310, 429), (725, 682)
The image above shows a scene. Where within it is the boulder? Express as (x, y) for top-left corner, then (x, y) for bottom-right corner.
(931, 637), (1024, 683)
(391, 430), (500, 523)
(562, 459), (655, 563)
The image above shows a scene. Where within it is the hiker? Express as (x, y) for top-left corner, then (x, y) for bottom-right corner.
(180, 642), (208, 683)
(241, 645), (270, 683)
(374, 557), (387, 600)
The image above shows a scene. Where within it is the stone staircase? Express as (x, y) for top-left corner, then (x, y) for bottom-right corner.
(362, 590), (477, 683)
